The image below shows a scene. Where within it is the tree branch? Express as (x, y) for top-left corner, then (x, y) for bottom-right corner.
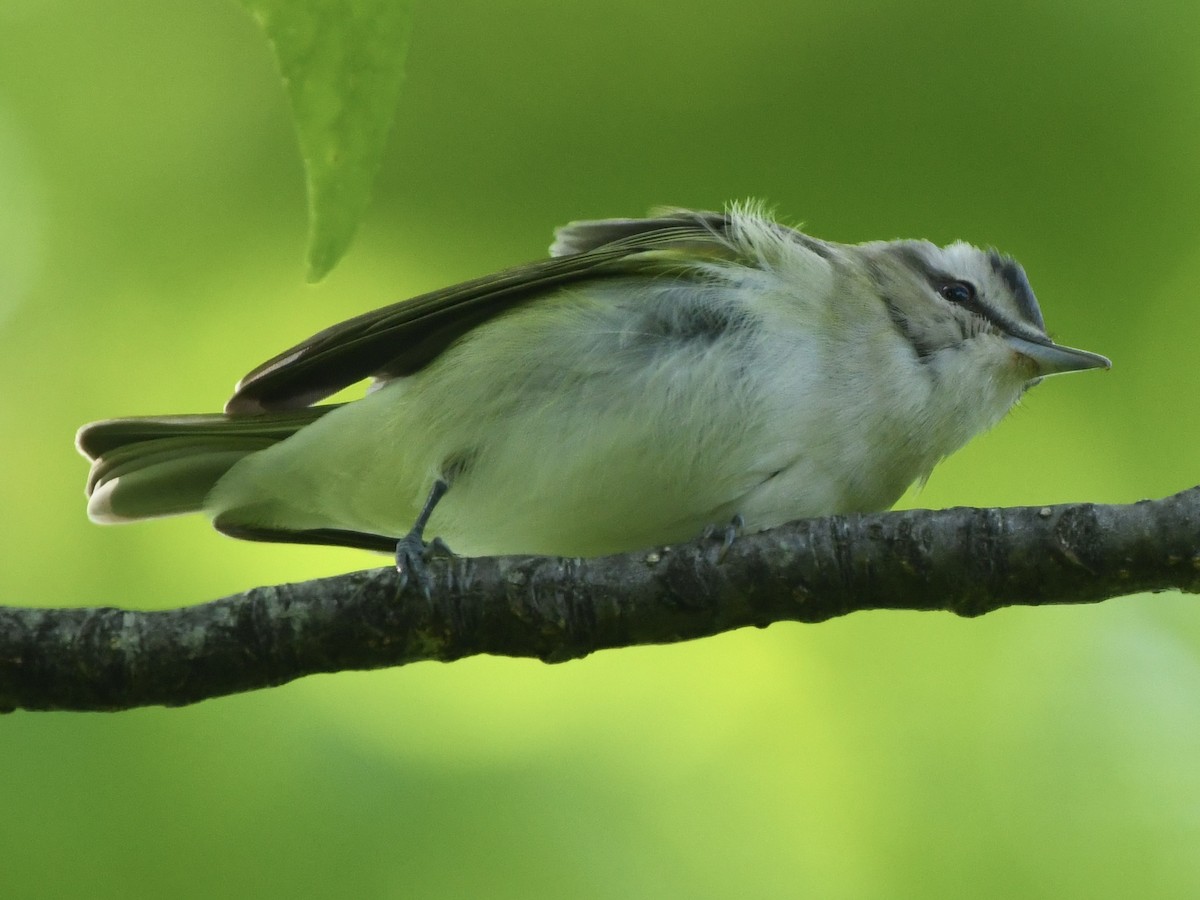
(3, 488), (1198, 712)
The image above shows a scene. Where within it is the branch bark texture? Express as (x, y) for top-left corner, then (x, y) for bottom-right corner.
(3, 488), (1199, 712)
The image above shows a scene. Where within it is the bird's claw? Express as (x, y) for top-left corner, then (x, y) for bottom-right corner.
(716, 514), (744, 563)
(700, 515), (744, 562)
(395, 532), (455, 596)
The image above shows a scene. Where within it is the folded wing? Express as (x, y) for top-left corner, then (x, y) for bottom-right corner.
(225, 210), (749, 414)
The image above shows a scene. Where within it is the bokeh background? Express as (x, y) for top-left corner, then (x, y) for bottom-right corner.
(2, 1), (1199, 897)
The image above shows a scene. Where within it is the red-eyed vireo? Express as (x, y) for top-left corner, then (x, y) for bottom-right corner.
(78, 204), (1110, 561)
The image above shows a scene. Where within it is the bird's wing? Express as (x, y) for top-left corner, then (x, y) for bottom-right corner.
(225, 210), (751, 414)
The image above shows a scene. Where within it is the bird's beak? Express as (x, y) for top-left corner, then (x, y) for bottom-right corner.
(1005, 334), (1112, 377)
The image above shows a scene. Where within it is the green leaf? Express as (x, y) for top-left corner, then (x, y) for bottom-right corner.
(239, 0), (412, 281)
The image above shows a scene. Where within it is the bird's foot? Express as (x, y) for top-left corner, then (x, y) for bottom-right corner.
(701, 514), (744, 563)
(395, 531), (455, 596)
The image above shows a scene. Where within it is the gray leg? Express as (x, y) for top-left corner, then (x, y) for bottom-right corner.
(394, 478), (452, 592)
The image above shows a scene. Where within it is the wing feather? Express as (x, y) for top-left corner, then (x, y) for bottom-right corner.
(225, 212), (748, 414)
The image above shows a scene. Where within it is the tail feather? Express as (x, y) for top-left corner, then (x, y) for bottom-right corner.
(78, 407), (340, 524)
(87, 448), (262, 523)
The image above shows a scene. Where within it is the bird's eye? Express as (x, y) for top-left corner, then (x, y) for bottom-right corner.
(939, 281), (976, 304)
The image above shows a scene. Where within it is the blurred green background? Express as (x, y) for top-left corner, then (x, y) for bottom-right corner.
(2, 1), (1199, 897)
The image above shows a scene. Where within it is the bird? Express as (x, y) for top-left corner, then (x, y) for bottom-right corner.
(77, 203), (1110, 563)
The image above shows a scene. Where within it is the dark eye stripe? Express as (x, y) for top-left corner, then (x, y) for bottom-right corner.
(891, 242), (1047, 342)
(936, 279), (995, 325)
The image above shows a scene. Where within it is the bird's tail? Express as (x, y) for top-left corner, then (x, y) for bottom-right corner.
(76, 407), (340, 523)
